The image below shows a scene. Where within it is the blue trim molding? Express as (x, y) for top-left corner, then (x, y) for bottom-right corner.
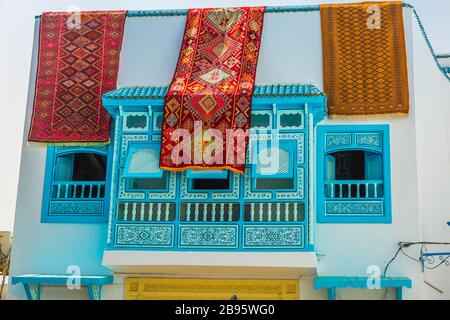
(325, 201), (384, 216)
(313, 276), (412, 300)
(243, 225), (305, 249)
(179, 225), (239, 248)
(11, 274), (113, 300)
(316, 125), (392, 223)
(48, 201), (104, 216)
(115, 224), (174, 248)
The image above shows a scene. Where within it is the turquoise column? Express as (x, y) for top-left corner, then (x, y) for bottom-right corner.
(396, 287), (403, 300)
(327, 287), (337, 300)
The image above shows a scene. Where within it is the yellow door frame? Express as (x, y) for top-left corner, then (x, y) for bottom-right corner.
(125, 278), (300, 300)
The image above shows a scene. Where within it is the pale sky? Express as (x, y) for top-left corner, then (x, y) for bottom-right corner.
(0, 0), (448, 231)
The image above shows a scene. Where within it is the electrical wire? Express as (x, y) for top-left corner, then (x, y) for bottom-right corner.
(383, 244), (404, 277)
(400, 247), (421, 263)
(384, 241), (450, 277)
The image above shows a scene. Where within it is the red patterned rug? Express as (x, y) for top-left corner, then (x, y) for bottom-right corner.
(29, 11), (126, 144)
(160, 7), (265, 174)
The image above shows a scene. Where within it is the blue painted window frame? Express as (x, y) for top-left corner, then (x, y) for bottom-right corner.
(123, 142), (163, 178)
(41, 146), (112, 223)
(106, 101), (318, 251)
(277, 109), (304, 130)
(251, 140), (296, 179)
(188, 172), (233, 193)
(126, 172), (170, 193)
(123, 112), (149, 133)
(316, 125), (392, 223)
(186, 169), (228, 179)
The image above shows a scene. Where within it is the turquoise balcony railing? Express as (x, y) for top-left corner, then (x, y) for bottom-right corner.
(113, 201), (308, 251)
(321, 179), (387, 222)
(325, 180), (384, 199)
(43, 181), (107, 221)
(51, 181), (106, 199)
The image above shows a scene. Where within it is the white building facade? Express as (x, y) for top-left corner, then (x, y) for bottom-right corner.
(7, 4), (450, 300)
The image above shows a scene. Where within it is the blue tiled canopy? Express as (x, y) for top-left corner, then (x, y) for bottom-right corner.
(103, 84), (323, 100)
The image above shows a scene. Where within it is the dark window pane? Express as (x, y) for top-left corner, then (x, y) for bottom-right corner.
(332, 150), (365, 180)
(54, 153), (106, 181)
(255, 178), (294, 190)
(155, 114), (163, 130)
(280, 113), (302, 128)
(192, 174), (230, 190)
(129, 172), (168, 190)
(325, 150), (383, 198)
(251, 113), (271, 128)
(126, 115), (147, 129)
(72, 153), (106, 181)
(327, 150), (383, 181)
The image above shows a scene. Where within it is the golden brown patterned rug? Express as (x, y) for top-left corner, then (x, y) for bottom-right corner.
(320, 1), (409, 117)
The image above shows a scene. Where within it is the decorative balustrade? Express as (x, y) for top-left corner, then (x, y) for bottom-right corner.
(421, 252), (450, 270)
(114, 201), (307, 250)
(118, 202), (175, 221)
(244, 202), (304, 222)
(51, 181), (106, 199)
(180, 203), (239, 222)
(325, 180), (383, 199)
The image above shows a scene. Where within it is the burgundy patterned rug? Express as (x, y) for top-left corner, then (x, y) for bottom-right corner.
(29, 11), (126, 143)
(160, 7), (265, 173)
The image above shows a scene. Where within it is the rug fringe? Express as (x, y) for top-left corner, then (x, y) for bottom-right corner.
(160, 165), (244, 174)
(327, 112), (409, 120)
(27, 141), (110, 147)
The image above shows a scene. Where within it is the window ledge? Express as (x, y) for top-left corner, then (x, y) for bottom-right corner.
(102, 251), (317, 277)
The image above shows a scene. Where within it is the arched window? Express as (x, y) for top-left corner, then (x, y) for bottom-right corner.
(42, 147), (109, 223)
(317, 125), (391, 223)
(52, 152), (107, 199)
(325, 150), (383, 198)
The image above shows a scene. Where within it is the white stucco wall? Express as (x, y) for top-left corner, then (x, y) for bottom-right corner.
(313, 8), (425, 300)
(437, 57), (450, 68)
(8, 6), (449, 300)
(7, 21), (111, 300)
(116, 10), (323, 88)
(410, 15), (450, 299)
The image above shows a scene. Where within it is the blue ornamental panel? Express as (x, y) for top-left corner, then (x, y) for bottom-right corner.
(325, 133), (352, 149)
(120, 134), (149, 165)
(49, 201), (103, 215)
(325, 201), (384, 216)
(325, 132), (382, 151)
(178, 225), (238, 248)
(115, 224), (174, 247)
(243, 225), (304, 248)
(355, 133), (382, 148)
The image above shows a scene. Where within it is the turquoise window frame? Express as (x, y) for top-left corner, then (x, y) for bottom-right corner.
(125, 171), (170, 193)
(316, 125), (392, 223)
(105, 103), (317, 251)
(122, 112), (149, 133)
(188, 172), (233, 193)
(152, 111), (163, 131)
(41, 146), (112, 223)
(186, 169), (228, 179)
(276, 109), (304, 131)
(250, 110), (272, 129)
(123, 142), (163, 178)
(251, 140), (296, 179)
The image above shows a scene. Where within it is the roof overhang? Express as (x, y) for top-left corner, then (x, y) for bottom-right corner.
(102, 84), (326, 117)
